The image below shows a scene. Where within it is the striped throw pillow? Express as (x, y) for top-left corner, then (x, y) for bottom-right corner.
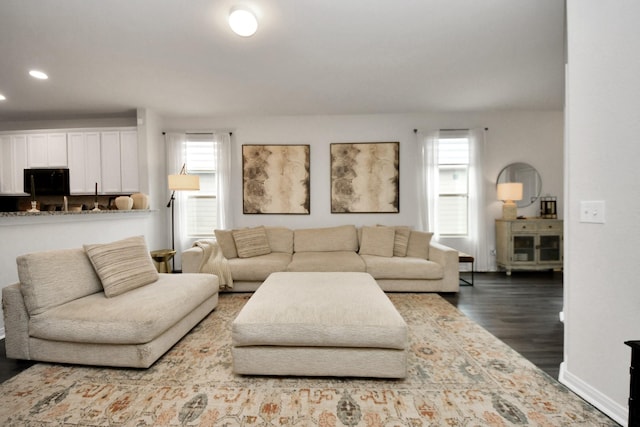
(232, 226), (272, 258)
(84, 235), (159, 297)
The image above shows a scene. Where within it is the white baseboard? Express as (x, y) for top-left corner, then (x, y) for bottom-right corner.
(559, 362), (628, 426)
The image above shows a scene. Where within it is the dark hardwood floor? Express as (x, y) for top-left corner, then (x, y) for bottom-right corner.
(442, 270), (564, 379)
(0, 271), (563, 384)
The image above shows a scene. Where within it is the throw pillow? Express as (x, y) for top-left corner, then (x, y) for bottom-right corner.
(232, 226), (272, 258)
(84, 235), (159, 298)
(214, 229), (238, 259)
(358, 226), (395, 257)
(377, 225), (411, 257)
(406, 231), (434, 259)
(392, 226), (412, 257)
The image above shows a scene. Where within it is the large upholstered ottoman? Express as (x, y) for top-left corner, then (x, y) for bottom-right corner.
(231, 272), (408, 378)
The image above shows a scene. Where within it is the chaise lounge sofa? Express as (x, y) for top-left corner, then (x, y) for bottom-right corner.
(183, 224), (459, 293)
(2, 236), (219, 368)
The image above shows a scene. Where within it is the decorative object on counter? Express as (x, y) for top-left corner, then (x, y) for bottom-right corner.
(131, 193), (149, 210)
(115, 196), (134, 210)
(167, 163), (200, 270)
(92, 201), (101, 212)
(30, 175), (36, 202)
(63, 196), (68, 212)
(27, 174), (40, 212)
(27, 200), (39, 213)
(497, 182), (523, 220)
(540, 196), (557, 219)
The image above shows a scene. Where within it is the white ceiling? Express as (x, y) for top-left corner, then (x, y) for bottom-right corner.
(0, 0), (565, 121)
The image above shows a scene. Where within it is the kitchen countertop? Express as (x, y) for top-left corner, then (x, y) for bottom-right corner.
(0, 208), (156, 225)
(0, 209), (152, 217)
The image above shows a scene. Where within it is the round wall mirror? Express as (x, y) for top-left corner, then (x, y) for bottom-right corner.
(496, 163), (541, 208)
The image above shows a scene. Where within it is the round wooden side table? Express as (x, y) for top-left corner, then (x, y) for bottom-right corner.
(150, 249), (176, 273)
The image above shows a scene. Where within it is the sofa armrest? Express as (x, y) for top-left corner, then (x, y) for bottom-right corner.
(2, 283), (31, 360)
(182, 239), (217, 273)
(429, 242), (460, 292)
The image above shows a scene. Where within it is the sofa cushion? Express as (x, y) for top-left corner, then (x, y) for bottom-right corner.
(29, 273), (218, 345)
(287, 251), (366, 272)
(84, 236), (159, 298)
(232, 272), (407, 349)
(385, 225), (412, 257)
(361, 255), (444, 280)
(214, 229), (238, 259)
(228, 252), (292, 281)
(359, 226), (395, 257)
(265, 227), (294, 254)
(406, 231), (434, 259)
(233, 226), (272, 258)
(294, 225), (358, 252)
(17, 248), (103, 316)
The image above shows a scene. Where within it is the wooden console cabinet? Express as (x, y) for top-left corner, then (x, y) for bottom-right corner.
(496, 218), (563, 275)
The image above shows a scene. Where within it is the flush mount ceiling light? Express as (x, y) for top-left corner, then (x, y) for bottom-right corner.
(229, 6), (258, 37)
(29, 70), (48, 80)
(0, 94), (6, 101)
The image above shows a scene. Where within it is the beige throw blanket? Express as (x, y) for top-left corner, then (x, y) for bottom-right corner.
(194, 241), (233, 290)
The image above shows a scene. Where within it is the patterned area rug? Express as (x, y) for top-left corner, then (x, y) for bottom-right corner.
(0, 293), (617, 426)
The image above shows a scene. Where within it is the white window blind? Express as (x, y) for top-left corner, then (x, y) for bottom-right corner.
(185, 136), (217, 237)
(437, 135), (469, 236)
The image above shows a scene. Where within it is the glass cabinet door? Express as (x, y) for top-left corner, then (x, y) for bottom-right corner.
(539, 235), (561, 262)
(513, 235), (535, 262)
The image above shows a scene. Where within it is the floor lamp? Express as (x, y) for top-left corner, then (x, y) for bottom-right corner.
(167, 164), (200, 272)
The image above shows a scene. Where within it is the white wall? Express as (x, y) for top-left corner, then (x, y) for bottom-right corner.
(561, 1), (640, 425)
(164, 110), (563, 271)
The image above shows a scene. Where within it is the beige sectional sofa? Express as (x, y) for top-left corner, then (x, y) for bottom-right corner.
(182, 224), (459, 292)
(2, 236), (219, 368)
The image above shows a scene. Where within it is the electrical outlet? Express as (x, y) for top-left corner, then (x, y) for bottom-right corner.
(580, 200), (606, 223)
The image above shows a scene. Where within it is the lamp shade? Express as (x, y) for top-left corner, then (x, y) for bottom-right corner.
(497, 182), (523, 201)
(168, 174), (200, 191)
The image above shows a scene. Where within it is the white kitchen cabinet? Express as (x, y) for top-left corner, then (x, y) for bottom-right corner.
(2, 128), (138, 196)
(0, 135), (28, 194)
(100, 130), (139, 194)
(120, 130), (139, 193)
(68, 132), (101, 194)
(27, 133), (68, 167)
(100, 131), (122, 193)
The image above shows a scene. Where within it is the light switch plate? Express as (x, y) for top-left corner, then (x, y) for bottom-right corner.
(579, 200), (606, 223)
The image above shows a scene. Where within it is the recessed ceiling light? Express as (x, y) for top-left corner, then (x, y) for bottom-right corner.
(0, 94), (6, 101)
(29, 70), (48, 80)
(229, 7), (258, 37)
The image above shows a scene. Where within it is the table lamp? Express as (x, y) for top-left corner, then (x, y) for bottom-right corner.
(497, 182), (523, 220)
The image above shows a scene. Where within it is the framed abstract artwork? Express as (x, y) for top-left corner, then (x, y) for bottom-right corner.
(242, 144), (310, 214)
(330, 142), (399, 213)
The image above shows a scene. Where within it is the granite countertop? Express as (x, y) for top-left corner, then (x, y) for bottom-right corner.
(0, 209), (152, 217)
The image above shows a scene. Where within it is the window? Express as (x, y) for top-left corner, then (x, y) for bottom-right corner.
(437, 134), (469, 236)
(185, 136), (217, 237)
